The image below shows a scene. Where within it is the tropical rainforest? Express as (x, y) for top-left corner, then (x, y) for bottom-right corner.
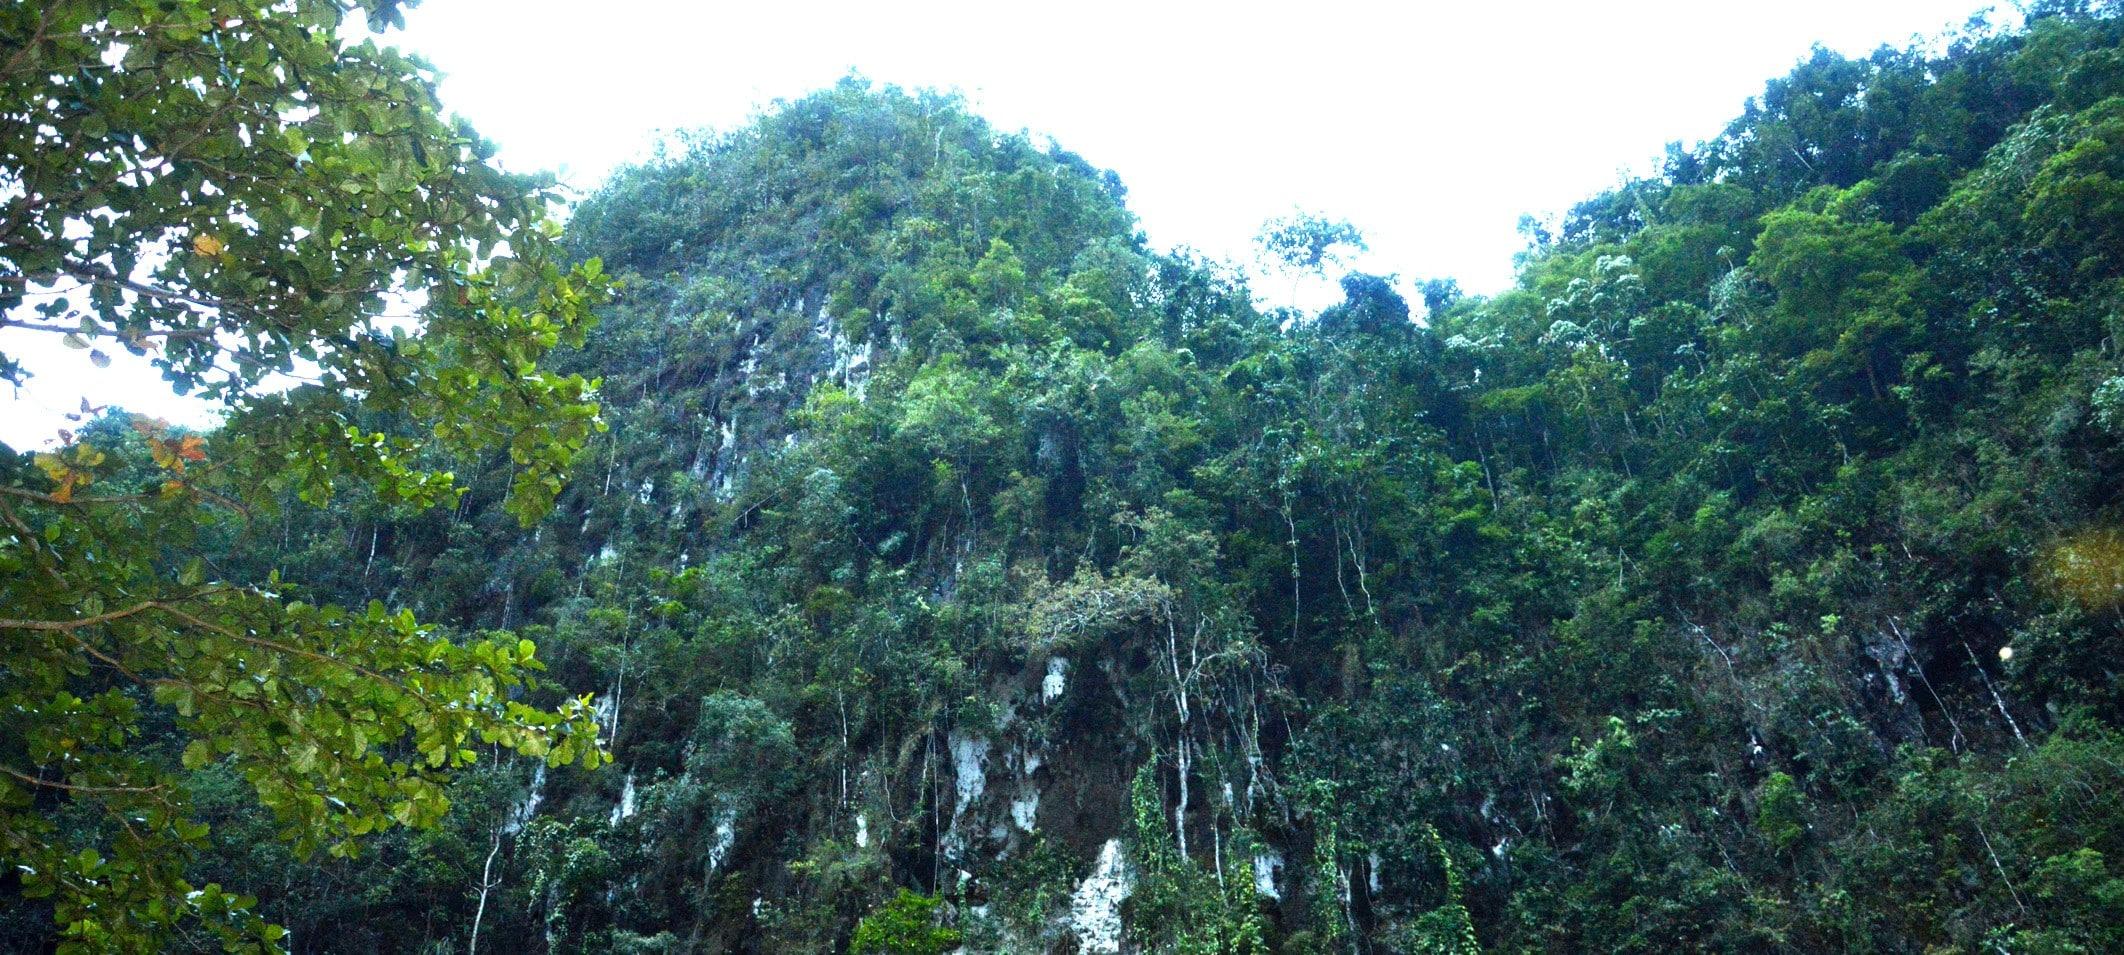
(6, 1), (2124, 952)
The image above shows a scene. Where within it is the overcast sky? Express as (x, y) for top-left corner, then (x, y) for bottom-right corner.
(2, 0), (2013, 450)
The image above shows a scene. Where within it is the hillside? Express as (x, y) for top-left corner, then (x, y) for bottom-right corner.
(10, 6), (2124, 953)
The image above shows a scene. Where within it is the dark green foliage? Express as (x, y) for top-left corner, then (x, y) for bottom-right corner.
(14, 7), (2124, 952)
(1123, 760), (1268, 954)
(1316, 273), (1414, 338)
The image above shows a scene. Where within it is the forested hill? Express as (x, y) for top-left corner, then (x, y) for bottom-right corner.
(32, 6), (2124, 952)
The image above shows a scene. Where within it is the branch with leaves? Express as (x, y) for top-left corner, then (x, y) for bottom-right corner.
(1, 2), (612, 951)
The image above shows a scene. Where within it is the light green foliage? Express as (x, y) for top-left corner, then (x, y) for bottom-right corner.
(0, 1), (607, 950)
(1255, 212), (1367, 276)
(1, 0), (606, 523)
(847, 890), (962, 955)
(1756, 771), (1808, 852)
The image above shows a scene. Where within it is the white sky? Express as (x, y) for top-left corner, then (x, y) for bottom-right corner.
(2, 0), (2012, 450)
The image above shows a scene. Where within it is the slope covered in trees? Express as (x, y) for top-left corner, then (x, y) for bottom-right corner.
(9, 3), (2124, 952)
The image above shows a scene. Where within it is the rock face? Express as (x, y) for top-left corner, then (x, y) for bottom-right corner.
(277, 31), (2124, 952)
(483, 83), (1237, 952)
(1067, 840), (1133, 953)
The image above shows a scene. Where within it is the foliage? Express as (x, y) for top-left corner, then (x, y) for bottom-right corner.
(13, 6), (2124, 952)
(1756, 771), (1808, 852)
(1121, 760), (1268, 955)
(1255, 211), (1367, 276)
(0, 1), (607, 950)
(847, 890), (962, 955)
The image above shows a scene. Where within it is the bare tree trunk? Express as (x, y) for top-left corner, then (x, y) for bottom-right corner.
(1962, 640), (2028, 747)
(469, 826), (503, 954)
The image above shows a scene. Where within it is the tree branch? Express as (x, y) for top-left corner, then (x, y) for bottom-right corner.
(0, 600), (166, 632)
(1, 765), (164, 795)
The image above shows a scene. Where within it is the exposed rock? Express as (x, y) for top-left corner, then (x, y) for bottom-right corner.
(1068, 839), (1132, 954)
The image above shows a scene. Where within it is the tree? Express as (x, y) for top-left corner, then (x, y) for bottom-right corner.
(1, 1), (608, 949)
(1316, 272), (1413, 337)
(1254, 211), (1369, 314)
(1254, 210), (1367, 277)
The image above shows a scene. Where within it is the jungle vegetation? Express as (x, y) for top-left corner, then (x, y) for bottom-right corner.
(6, 1), (2124, 952)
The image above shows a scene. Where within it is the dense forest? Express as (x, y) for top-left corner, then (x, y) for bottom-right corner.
(8, 1), (2124, 951)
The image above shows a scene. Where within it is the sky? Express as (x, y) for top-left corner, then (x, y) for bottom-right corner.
(1, 0), (2014, 450)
